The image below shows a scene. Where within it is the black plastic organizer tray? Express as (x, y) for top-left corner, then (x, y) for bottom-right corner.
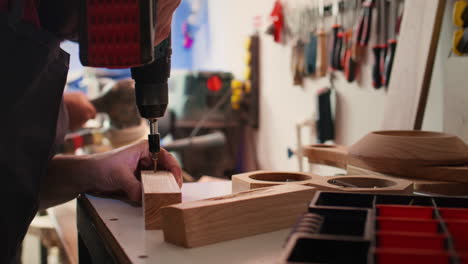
(281, 191), (468, 264)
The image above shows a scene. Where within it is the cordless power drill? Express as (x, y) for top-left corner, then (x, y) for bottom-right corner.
(78, 0), (171, 170)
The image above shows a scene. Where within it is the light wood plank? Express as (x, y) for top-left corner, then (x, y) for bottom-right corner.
(142, 171), (181, 230)
(161, 184), (316, 248)
(382, 0), (446, 130)
(82, 182), (290, 264)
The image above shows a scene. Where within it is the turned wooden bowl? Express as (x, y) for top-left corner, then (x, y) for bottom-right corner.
(302, 130), (468, 183)
(349, 130), (468, 166)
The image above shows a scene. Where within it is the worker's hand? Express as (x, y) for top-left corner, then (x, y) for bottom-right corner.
(63, 92), (97, 131)
(154, 0), (181, 45)
(41, 141), (182, 209)
(86, 141), (182, 202)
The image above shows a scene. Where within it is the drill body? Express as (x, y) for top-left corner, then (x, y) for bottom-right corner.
(78, 0), (171, 169)
(131, 39), (172, 168)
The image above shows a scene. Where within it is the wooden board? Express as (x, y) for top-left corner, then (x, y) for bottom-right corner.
(303, 131), (468, 184)
(232, 170), (413, 195)
(161, 184), (316, 248)
(348, 165), (468, 196)
(302, 144), (348, 169)
(382, 0), (446, 130)
(142, 171), (181, 230)
(80, 182), (291, 264)
(232, 171), (315, 193)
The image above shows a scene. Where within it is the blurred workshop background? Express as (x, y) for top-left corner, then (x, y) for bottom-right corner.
(23, 0), (468, 263)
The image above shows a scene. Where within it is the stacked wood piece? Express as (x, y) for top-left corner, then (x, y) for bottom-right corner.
(142, 171), (181, 230)
(161, 184), (316, 248)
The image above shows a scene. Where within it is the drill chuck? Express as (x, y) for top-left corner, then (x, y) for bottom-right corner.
(148, 119), (161, 155)
(131, 37), (171, 120)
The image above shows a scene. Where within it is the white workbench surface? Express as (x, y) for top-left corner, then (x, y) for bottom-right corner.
(85, 181), (289, 264)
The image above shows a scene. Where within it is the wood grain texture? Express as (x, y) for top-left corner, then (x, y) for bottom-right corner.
(302, 144), (348, 169)
(349, 131), (468, 166)
(161, 184), (316, 248)
(232, 170), (412, 194)
(232, 171), (315, 193)
(347, 131), (468, 182)
(382, 0), (446, 130)
(303, 131), (468, 183)
(348, 165), (468, 196)
(142, 171), (181, 230)
(80, 182), (291, 264)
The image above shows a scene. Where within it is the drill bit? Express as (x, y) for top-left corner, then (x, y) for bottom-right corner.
(149, 119), (160, 172)
(152, 156), (158, 172)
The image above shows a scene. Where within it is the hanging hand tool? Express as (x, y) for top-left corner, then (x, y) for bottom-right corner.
(305, 34), (318, 76)
(384, 0), (398, 86)
(316, 0), (329, 77)
(267, 0), (285, 44)
(372, 0), (386, 89)
(317, 29), (329, 76)
(344, 0), (361, 82)
(356, 0), (375, 47)
(330, 0), (344, 71)
(292, 41), (306, 86)
(344, 30), (358, 82)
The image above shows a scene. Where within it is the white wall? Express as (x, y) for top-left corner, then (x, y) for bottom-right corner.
(195, 0), (446, 171)
(441, 0), (468, 142)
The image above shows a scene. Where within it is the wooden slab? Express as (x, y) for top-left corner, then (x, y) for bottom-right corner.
(161, 184), (316, 248)
(382, 0), (446, 130)
(232, 171), (315, 193)
(348, 165), (468, 196)
(232, 171), (413, 195)
(303, 131), (468, 184)
(142, 171), (181, 230)
(80, 182), (292, 264)
(302, 144), (348, 169)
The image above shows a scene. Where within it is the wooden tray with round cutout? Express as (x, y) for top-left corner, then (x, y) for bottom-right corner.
(232, 171), (413, 195)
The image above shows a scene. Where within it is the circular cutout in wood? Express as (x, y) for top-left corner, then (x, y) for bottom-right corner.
(232, 171), (316, 193)
(372, 130), (449, 138)
(327, 177), (397, 188)
(310, 144), (337, 148)
(248, 172), (313, 182)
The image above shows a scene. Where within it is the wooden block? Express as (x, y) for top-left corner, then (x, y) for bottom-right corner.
(161, 184), (316, 248)
(142, 171), (181, 230)
(301, 144), (348, 169)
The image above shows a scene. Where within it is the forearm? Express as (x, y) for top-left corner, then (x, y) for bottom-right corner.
(39, 155), (92, 209)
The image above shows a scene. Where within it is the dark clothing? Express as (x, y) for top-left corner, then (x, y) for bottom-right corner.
(0, 0), (69, 262)
(0, 0), (40, 27)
